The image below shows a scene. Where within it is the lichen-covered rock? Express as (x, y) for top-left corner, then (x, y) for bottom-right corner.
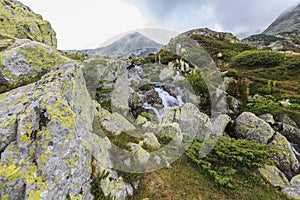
(269, 133), (300, 179)
(129, 143), (151, 164)
(282, 114), (298, 127)
(283, 175), (300, 200)
(0, 0), (57, 47)
(157, 123), (183, 144)
(259, 113), (275, 125)
(211, 114), (231, 136)
(291, 174), (300, 187)
(175, 103), (212, 140)
(142, 133), (161, 150)
(0, 63), (132, 199)
(100, 112), (136, 135)
(234, 112), (275, 144)
(258, 165), (290, 188)
(282, 187), (300, 200)
(161, 106), (178, 124)
(0, 39), (69, 90)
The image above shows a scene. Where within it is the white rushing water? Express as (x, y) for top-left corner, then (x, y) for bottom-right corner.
(291, 144), (300, 157)
(143, 87), (184, 122)
(134, 65), (143, 73)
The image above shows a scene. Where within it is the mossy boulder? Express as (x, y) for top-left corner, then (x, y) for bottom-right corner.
(0, 39), (69, 93)
(0, 62), (133, 199)
(234, 112), (275, 144)
(0, 0), (57, 47)
(258, 165), (290, 188)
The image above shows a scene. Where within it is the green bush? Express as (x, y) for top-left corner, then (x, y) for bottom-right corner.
(186, 137), (274, 187)
(231, 50), (285, 68)
(158, 50), (180, 64)
(226, 78), (250, 104)
(244, 95), (279, 116)
(191, 34), (254, 63)
(117, 171), (143, 185)
(185, 71), (210, 114)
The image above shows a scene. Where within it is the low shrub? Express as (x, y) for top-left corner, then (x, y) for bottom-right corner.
(231, 50), (285, 68)
(186, 137), (274, 187)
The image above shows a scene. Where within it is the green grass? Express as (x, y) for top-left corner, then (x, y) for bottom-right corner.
(129, 156), (289, 200)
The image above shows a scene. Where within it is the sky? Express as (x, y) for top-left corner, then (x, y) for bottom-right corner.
(20, 0), (299, 50)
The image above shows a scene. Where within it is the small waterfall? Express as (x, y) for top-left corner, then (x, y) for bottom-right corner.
(291, 144), (300, 156)
(143, 87), (184, 122)
(134, 65), (143, 73)
(143, 103), (163, 122)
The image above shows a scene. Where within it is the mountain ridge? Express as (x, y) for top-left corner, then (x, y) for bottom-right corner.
(81, 32), (163, 58)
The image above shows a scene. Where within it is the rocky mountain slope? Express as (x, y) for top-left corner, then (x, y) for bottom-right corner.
(0, 0), (57, 47)
(243, 3), (300, 51)
(264, 3), (300, 36)
(82, 32), (163, 58)
(0, 1), (300, 200)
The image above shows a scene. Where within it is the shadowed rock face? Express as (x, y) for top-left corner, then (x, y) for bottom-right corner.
(264, 3), (300, 36)
(0, 0), (57, 47)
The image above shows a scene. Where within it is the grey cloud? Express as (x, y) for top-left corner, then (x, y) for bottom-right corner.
(127, 0), (299, 34)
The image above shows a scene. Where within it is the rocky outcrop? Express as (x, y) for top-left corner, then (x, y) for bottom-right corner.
(283, 174), (300, 200)
(0, 62), (132, 199)
(0, 39), (69, 89)
(258, 165), (290, 188)
(234, 112), (275, 144)
(269, 133), (300, 179)
(0, 0), (57, 47)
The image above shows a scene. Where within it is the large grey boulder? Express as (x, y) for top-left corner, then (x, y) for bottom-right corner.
(234, 112), (275, 144)
(258, 165), (290, 188)
(175, 103), (212, 140)
(0, 39), (69, 87)
(0, 62), (132, 199)
(283, 174), (300, 200)
(269, 133), (300, 179)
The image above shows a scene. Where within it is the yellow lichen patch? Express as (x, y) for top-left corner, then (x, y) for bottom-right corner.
(40, 154), (46, 163)
(29, 146), (35, 156)
(3, 118), (16, 129)
(28, 189), (41, 200)
(69, 194), (83, 200)
(45, 151), (54, 157)
(21, 135), (29, 143)
(2, 194), (9, 200)
(36, 176), (48, 190)
(0, 164), (21, 181)
(21, 165), (37, 184)
(45, 99), (76, 128)
(68, 154), (79, 168)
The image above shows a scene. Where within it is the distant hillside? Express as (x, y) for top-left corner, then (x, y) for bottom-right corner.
(264, 3), (300, 36)
(243, 4), (300, 51)
(82, 32), (163, 58)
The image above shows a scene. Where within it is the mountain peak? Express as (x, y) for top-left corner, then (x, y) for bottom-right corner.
(83, 32), (163, 58)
